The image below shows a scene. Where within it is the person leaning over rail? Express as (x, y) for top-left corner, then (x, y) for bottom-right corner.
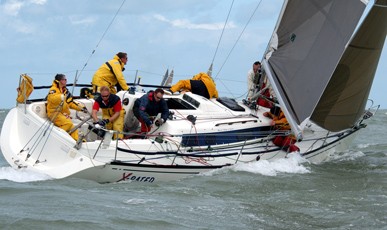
(133, 88), (169, 133)
(263, 106), (290, 130)
(167, 72), (218, 99)
(46, 74), (88, 141)
(91, 52), (129, 95)
(91, 86), (125, 140)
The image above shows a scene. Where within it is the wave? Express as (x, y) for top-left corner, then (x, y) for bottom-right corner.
(0, 167), (52, 182)
(326, 150), (365, 162)
(204, 153), (311, 177)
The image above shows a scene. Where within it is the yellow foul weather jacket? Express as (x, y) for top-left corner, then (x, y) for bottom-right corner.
(170, 72), (218, 99)
(192, 72), (218, 98)
(46, 80), (83, 141)
(92, 55), (128, 94)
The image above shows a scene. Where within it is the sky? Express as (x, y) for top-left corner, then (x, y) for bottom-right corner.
(0, 0), (386, 109)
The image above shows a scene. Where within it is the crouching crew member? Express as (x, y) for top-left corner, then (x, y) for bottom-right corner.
(92, 86), (125, 139)
(133, 88), (169, 133)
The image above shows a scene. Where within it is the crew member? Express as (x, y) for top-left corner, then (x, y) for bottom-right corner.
(169, 72), (218, 99)
(133, 88), (169, 133)
(92, 86), (125, 139)
(46, 74), (87, 141)
(92, 52), (129, 94)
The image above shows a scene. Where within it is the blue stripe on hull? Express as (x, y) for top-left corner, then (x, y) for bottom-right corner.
(181, 126), (272, 146)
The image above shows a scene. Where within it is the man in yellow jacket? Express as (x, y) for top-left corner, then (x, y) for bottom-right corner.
(169, 72), (218, 99)
(47, 74), (87, 141)
(92, 52), (129, 94)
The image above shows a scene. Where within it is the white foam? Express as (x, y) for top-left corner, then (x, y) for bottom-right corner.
(357, 143), (370, 149)
(327, 150), (365, 162)
(204, 153), (311, 177)
(0, 167), (52, 183)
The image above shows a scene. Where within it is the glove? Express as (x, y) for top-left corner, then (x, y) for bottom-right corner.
(98, 119), (109, 127)
(81, 107), (88, 113)
(155, 118), (164, 127)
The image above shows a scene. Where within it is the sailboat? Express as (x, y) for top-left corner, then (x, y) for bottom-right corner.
(160, 69), (174, 87)
(1, 0), (386, 183)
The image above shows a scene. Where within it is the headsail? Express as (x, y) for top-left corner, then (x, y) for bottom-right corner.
(311, 0), (387, 131)
(263, 0), (367, 133)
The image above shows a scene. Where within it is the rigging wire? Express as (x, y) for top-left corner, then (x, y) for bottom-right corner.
(214, 0), (263, 98)
(73, 0), (126, 86)
(210, 0), (235, 66)
(215, 0), (263, 80)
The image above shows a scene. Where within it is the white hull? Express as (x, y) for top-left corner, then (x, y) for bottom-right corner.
(1, 92), (364, 183)
(3, 1), (383, 184)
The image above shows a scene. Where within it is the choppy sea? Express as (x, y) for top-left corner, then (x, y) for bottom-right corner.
(0, 108), (386, 230)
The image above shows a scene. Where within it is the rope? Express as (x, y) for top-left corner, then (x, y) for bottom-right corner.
(214, 0), (263, 81)
(210, 0), (235, 66)
(28, 102), (64, 162)
(74, 0), (126, 84)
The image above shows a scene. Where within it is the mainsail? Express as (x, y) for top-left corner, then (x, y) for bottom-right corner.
(311, 0), (387, 131)
(263, 0), (367, 134)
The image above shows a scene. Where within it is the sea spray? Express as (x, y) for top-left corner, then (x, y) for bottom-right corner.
(0, 167), (52, 183)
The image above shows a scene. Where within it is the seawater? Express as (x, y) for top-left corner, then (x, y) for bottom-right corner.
(0, 109), (386, 230)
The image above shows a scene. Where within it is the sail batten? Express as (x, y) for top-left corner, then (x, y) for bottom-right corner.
(265, 0), (367, 129)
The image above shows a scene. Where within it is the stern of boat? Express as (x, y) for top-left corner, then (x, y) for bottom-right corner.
(0, 105), (105, 179)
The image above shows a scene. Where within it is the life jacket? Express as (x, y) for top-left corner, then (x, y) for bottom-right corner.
(95, 93), (121, 117)
(95, 94), (120, 109)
